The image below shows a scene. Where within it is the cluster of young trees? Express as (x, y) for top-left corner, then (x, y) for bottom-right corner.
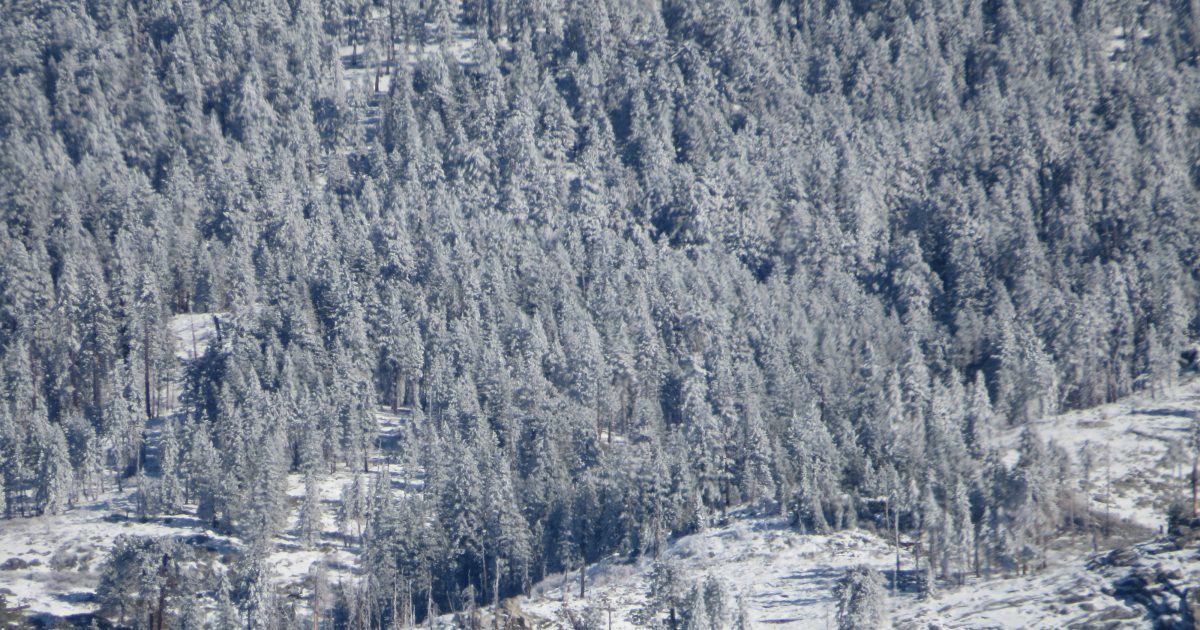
(2, 0), (1199, 626)
(95, 535), (317, 630)
(636, 559), (749, 629)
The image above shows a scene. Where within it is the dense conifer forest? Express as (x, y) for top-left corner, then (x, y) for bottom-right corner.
(1, 0), (1199, 626)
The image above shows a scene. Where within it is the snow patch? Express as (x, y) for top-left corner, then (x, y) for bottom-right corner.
(169, 312), (225, 361)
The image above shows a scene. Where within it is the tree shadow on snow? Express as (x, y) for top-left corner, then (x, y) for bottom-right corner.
(879, 568), (926, 594)
(54, 591), (95, 604)
(780, 566), (844, 583)
(1131, 407), (1195, 419)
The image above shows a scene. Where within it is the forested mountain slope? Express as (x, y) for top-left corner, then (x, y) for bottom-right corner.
(1, 0), (1199, 627)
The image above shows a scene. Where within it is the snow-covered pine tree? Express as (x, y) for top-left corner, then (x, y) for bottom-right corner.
(298, 471), (324, 549)
(834, 565), (886, 630)
(338, 474), (368, 546)
(36, 419), (73, 515)
(159, 418), (183, 513)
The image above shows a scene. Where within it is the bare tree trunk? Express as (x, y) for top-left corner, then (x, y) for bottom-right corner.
(387, 0), (396, 75)
(480, 548), (489, 611)
(1192, 455), (1198, 518)
(405, 580), (413, 628)
(426, 571), (434, 629)
(29, 345), (38, 412)
(144, 322), (153, 419)
(93, 355), (102, 411)
(893, 500), (901, 593)
(1105, 453), (1112, 538)
(579, 562), (585, 600)
(973, 526), (980, 578)
(155, 556), (170, 630)
(493, 557), (501, 630)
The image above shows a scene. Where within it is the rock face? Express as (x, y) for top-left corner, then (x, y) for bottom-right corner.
(0, 557), (33, 571)
(1167, 515), (1200, 545)
(898, 530), (1200, 629)
(1084, 539), (1200, 630)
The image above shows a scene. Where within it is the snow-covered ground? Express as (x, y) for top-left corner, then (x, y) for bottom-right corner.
(498, 511), (1184, 630)
(897, 534), (1200, 629)
(337, 6), (481, 100)
(169, 312), (225, 361)
(0, 492), (217, 618)
(0, 442), (411, 621)
(506, 516), (903, 629)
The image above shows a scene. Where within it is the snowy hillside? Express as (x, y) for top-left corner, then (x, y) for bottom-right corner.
(457, 377), (1200, 629)
(897, 535), (1200, 629)
(0, 494), (226, 621)
(488, 512), (1200, 630)
(505, 515), (901, 629)
(3, 322), (1199, 628)
(2, 314), (1197, 628)
(1001, 377), (1200, 533)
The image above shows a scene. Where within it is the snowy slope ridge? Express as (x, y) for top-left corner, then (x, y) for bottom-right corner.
(896, 535), (1200, 629)
(490, 515), (1200, 630)
(494, 515), (900, 629)
(461, 378), (1200, 629)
